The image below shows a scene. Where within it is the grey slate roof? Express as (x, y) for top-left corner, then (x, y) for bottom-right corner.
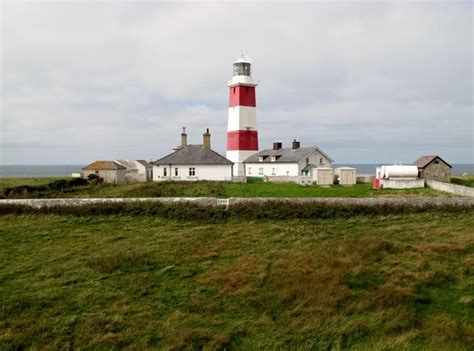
(413, 155), (452, 169)
(244, 146), (334, 163)
(153, 145), (233, 165)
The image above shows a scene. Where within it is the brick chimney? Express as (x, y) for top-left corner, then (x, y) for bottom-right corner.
(203, 128), (211, 149)
(292, 139), (300, 149)
(181, 127), (187, 148)
(273, 142), (282, 150)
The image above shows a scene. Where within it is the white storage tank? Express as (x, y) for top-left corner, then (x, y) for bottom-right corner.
(312, 167), (333, 186)
(382, 165), (419, 179)
(335, 167), (357, 185)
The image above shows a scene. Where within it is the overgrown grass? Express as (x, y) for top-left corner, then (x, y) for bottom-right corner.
(0, 213), (473, 349)
(0, 177), (452, 199)
(452, 175), (474, 188)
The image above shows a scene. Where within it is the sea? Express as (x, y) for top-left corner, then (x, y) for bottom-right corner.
(0, 164), (473, 178)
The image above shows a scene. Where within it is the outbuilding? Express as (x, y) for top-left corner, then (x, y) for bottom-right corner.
(313, 167), (333, 186)
(114, 160), (153, 182)
(82, 161), (126, 184)
(413, 155), (452, 183)
(335, 167), (357, 186)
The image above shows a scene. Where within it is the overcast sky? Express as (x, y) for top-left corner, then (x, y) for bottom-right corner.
(1, 1), (473, 164)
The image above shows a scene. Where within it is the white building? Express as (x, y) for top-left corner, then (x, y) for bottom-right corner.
(152, 129), (233, 182)
(243, 140), (333, 180)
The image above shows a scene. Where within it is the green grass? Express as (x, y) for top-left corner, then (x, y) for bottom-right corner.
(0, 213), (473, 349)
(0, 177), (68, 191)
(452, 175), (474, 188)
(0, 177), (453, 199)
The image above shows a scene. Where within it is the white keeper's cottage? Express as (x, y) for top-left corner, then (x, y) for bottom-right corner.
(152, 129), (233, 182)
(243, 140), (333, 179)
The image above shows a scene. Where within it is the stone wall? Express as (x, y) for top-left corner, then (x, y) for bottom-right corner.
(0, 197), (217, 208)
(1, 196), (473, 208)
(421, 162), (451, 182)
(426, 180), (474, 197)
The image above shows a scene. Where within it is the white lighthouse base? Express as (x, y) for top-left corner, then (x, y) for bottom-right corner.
(227, 150), (258, 177)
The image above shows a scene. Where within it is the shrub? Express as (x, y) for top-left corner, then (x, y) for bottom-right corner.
(87, 174), (103, 184)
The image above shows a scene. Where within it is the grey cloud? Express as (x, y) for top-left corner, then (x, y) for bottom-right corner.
(1, 1), (472, 164)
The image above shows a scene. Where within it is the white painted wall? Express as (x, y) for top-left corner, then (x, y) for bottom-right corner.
(245, 163), (299, 177)
(153, 164), (232, 181)
(227, 106), (257, 131)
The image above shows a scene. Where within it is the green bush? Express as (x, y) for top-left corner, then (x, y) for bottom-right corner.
(0, 201), (471, 220)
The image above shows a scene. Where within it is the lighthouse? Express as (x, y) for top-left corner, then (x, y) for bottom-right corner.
(226, 53), (259, 176)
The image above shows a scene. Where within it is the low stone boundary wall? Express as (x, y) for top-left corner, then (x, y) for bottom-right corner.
(0, 197), (217, 208)
(1, 196), (473, 208)
(228, 197), (474, 207)
(426, 180), (474, 198)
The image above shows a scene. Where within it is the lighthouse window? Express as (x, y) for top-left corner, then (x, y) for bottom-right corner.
(189, 167), (195, 176)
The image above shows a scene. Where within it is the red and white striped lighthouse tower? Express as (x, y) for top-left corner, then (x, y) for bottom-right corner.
(226, 53), (259, 176)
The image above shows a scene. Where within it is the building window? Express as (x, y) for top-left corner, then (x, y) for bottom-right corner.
(189, 167), (195, 176)
(306, 158), (309, 164)
(272, 168), (276, 175)
(175, 167), (178, 176)
(259, 167), (263, 175)
(248, 167), (252, 175)
(320, 158), (323, 164)
(286, 171), (289, 176)
(163, 168), (167, 176)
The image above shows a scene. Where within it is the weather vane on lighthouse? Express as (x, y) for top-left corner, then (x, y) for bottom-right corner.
(226, 53), (259, 176)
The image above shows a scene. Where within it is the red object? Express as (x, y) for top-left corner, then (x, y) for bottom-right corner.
(227, 130), (259, 150)
(229, 85), (256, 107)
(373, 178), (380, 189)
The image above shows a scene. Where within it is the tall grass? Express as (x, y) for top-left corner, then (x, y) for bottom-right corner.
(0, 201), (472, 220)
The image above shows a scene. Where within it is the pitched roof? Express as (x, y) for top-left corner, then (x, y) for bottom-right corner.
(413, 155), (452, 169)
(136, 160), (152, 168)
(244, 146), (334, 163)
(114, 160), (136, 169)
(152, 145), (233, 165)
(83, 161), (126, 171)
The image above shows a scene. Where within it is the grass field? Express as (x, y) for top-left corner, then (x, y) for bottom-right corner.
(0, 177), (453, 199)
(1, 212), (473, 349)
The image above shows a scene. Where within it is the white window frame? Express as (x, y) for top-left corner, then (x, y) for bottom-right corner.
(175, 167), (179, 176)
(163, 167), (167, 176)
(259, 167), (264, 175)
(189, 167), (195, 176)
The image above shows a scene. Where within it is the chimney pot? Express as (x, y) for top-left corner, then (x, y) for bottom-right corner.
(273, 142), (282, 150)
(292, 139), (300, 149)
